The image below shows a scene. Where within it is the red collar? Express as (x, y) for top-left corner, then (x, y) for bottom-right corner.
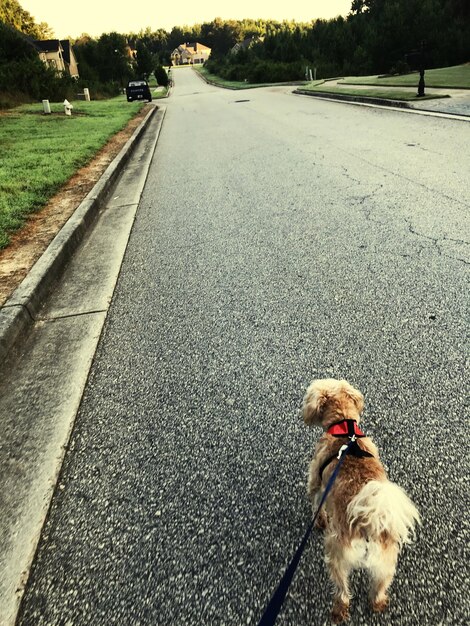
(327, 419), (366, 438)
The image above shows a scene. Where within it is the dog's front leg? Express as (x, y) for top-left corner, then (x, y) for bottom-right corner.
(307, 459), (327, 530)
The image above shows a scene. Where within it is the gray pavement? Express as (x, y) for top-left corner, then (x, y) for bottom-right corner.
(297, 78), (470, 118)
(408, 91), (470, 117)
(0, 108), (165, 625)
(12, 68), (470, 625)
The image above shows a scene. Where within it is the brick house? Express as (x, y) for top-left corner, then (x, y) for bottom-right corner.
(171, 42), (211, 65)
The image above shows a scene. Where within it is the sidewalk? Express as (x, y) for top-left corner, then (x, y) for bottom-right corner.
(0, 107), (166, 626)
(408, 92), (470, 117)
(295, 79), (470, 118)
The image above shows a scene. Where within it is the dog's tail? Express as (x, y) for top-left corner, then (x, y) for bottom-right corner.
(347, 480), (421, 546)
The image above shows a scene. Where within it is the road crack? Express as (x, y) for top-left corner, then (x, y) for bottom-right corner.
(404, 218), (470, 265)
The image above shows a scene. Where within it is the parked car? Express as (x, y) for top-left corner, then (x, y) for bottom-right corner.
(126, 80), (152, 102)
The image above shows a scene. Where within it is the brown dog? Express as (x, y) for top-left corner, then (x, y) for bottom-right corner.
(303, 378), (420, 623)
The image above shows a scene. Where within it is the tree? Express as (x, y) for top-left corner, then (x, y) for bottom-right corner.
(135, 41), (154, 78)
(0, 0), (54, 38)
(0, 21), (37, 61)
(95, 32), (133, 85)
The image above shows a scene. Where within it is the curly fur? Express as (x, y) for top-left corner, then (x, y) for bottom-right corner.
(304, 378), (420, 623)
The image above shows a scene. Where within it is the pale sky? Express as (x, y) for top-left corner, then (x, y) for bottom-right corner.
(20, 0), (352, 39)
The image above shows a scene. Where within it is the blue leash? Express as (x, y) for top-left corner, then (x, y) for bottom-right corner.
(257, 438), (356, 626)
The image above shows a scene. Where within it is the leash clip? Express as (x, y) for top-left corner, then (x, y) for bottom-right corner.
(337, 444), (348, 460)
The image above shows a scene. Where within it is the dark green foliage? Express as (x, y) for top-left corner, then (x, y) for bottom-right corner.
(205, 56), (304, 83)
(72, 33), (135, 98)
(0, 23), (76, 107)
(202, 1), (469, 82)
(94, 32), (133, 85)
(154, 65), (169, 86)
(135, 41), (154, 79)
(0, 22), (37, 61)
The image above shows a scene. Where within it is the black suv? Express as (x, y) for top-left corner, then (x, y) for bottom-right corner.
(126, 80), (152, 102)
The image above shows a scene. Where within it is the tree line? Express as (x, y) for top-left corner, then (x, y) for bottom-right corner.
(71, 0), (470, 89)
(205, 0), (470, 82)
(1, 0), (469, 107)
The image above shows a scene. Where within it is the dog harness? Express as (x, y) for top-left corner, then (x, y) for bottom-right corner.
(319, 418), (374, 480)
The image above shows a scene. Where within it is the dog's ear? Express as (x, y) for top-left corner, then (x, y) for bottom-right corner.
(302, 379), (332, 426)
(341, 380), (364, 414)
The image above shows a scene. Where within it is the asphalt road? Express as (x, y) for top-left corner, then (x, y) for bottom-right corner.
(18, 68), (469, 625)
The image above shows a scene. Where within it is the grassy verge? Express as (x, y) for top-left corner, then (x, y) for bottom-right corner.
(340, 63), (470, 89)
(299, 84), (449, 101)
(152, 86), (169, 98)
(194, 65), (312, 89)
(0, 96), (145, 248)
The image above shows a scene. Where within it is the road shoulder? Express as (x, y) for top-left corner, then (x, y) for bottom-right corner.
(0, 106), (166, 626)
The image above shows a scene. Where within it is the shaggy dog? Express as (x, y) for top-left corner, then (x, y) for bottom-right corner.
(303, 378), (420, 623)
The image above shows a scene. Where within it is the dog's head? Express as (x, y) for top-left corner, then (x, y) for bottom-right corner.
(302, 378), (364, 427)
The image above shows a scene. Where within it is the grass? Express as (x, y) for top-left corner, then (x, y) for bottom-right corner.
(194, 65), (311, 89)
(299, 83), (448, 101)
(0, 96), (144, 248)
(152, 86), (169, 98)
(340, 63), (470, 89)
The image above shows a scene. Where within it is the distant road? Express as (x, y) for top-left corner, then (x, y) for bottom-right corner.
(18, 67), (469, 626)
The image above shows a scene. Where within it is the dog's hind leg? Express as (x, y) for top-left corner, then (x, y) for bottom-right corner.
(325, 538), (352, 623)
(368, 540), (399, 612)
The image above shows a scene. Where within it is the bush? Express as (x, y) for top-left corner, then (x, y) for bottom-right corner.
(75, 78), (121, 100)
(389, 59), (411, 76)
(0, 58), (77, 103)
(154, 65), (169, 87)
(206, 56), (304, 84)
(245, 60), (304, 83)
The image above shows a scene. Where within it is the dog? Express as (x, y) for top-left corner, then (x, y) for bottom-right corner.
(303, 378), (420, 623)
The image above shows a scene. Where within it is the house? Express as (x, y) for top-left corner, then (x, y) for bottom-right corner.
(171, 42), (211, 65)
(230, 36), (264, 55)
(34, 39), (79, 78)
(60, 41), (79, 78)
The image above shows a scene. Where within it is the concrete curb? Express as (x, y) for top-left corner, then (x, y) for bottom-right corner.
(192, 68), (241, 90)
(293, 88), (470, 119)
(0, 105), (157, 364)
(295, 88), (417, 109)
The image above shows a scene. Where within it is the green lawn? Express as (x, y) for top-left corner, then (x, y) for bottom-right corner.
(0, 96), (145, 248)
(340, 63), (470, 89)
(300, 84), (449, 101)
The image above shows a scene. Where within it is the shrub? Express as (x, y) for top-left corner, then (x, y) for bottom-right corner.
(154, 65), (169, 87)
(389, 59), (411, 75)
